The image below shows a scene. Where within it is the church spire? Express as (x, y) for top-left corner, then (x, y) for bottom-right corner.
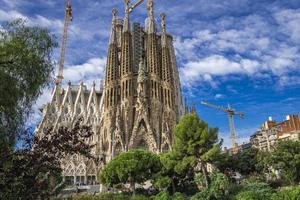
(109, 8), (117, 44)
(146, 0), (156, 34)
(123, 0), (130, 33)
(160, 12), (167, 47)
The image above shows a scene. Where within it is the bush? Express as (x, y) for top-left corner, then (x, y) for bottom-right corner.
(272, 186), (300, 200)
(131, 194), (150, 200)
(172, 192), (186, 200)
(235, 190), (272, 200)
(153, 191), (171, 200)
(234, 181), (274, 200)
(190, 188), (211, 200)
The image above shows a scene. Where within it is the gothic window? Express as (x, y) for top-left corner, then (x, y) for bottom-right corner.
(65, 164), (75, 176)
(76, 164), (86, 176)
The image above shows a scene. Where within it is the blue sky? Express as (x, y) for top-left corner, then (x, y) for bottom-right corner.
(1, 0), (299, 147)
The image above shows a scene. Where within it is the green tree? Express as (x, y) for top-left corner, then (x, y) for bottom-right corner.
(158, 113), (221, 193)
(269, 140), (300, 185)
(215, 148), (260, 177)
(99, 150), (161, 194)
(0, 19), (56, 148)
(233, 147), (259, 176)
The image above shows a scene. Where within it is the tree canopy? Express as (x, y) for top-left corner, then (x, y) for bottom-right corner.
(99, 149), (161, 192)
(0, 19), (57, 148)
(157, 113), (222, 193)
(269, 140), (300, 185)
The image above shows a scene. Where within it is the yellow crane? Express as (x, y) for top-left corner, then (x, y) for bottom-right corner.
(201, 101), (245, 149)
(56, 0), (73, 85)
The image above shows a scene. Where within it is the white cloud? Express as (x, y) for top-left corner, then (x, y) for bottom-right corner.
(176, 12), (300, 89)
(0, 9), (26, 21)
(179, 55), (262, 87)
(63, 57), (106, 86)
(0, 9), (63, 35)
(29, 15), (63, 31)
(2, 0), (21, 8)
(274, 9), (300, 44)
(278, 75), (300, 88)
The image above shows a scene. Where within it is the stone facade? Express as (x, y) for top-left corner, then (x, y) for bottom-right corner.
(35, 0), (184, 185)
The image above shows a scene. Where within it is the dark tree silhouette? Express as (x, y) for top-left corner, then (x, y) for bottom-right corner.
(0, 118), (96, 200)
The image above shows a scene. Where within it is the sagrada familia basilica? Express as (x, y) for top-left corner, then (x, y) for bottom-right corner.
(36, 0), (185, 185)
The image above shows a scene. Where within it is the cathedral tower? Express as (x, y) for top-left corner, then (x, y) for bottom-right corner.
(100, 0), (184, 158)
(36, 0), (185, 183)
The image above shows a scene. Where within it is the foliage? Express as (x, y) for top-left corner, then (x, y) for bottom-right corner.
(234, 181), (274, 200)
(0, 19), (57, 148)
(99, 150), (161, 192)
(190, 188), (211, 200)
(271, 186), (300, 200)
(256, 150), (272, 175)
(194, 172), (206, 189)
(153, 175), (171, 191)
(213, 152), (233, 174)
(0, 119), (95, 200)
(191, 170), (230, 200)
(215, 148), (260, 176)
(172, 192), (186, 200)
(153, 191), (171, 200)
(157, 113), (221, 194)
(232, 148), (259, 176)
(268, 140), (300, 185)
(209, 171), (230, 199)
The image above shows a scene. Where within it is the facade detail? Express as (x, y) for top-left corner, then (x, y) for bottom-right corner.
(36, 0), (184, 185)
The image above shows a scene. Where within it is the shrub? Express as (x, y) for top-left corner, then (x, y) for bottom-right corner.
(153, 191), (171, 200)
(235, 190), (271, 200)
(190, 188), (211, 200)
(172, 192), (186, 200)
(234, 181), (274, 200)
(272, 186), (300, 200)
(131, 194), (150, 200)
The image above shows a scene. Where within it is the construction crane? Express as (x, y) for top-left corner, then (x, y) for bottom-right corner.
(56, 0), (73, 85)
(128, 0), (144, 13)
(201, 101), (245, 149)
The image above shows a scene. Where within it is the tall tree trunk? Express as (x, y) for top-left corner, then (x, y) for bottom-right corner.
(201, 162), (209, 188)
(131, 182), (135, 196)
(171, 176), (176, 194)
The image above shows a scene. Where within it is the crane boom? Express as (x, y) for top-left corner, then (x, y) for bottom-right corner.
(201, 101), (245, 149)
(201, 101), (228, 112)
(128, 0), (144, 13)
(56, 0), (72, 85)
